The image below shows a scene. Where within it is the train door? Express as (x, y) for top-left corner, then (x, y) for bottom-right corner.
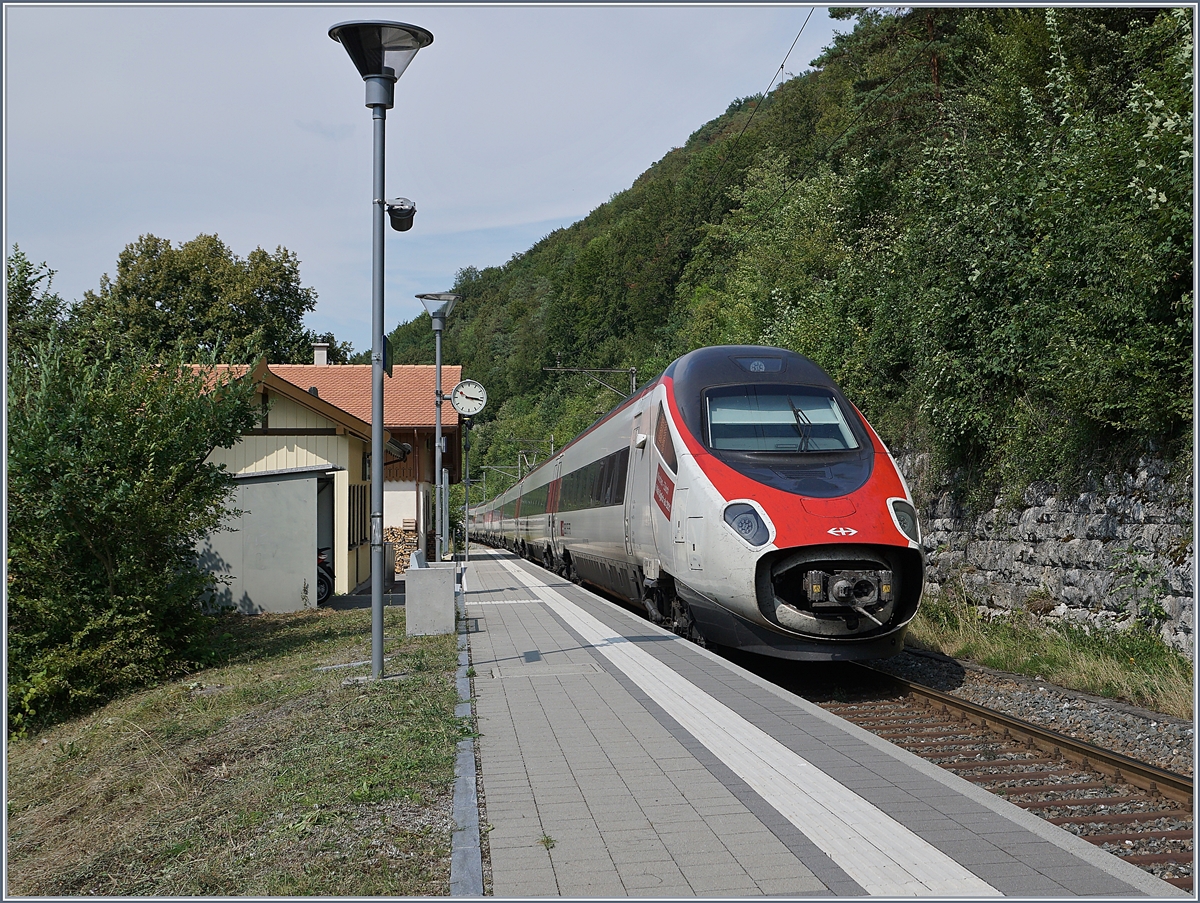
(548, 459), (562, 553)
(650, 399), (683, 573)
(625, 406), (652, 559)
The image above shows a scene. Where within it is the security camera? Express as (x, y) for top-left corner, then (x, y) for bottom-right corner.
(385, 198), (416, 232)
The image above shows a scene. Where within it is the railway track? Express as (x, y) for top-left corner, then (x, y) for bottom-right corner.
(813, 666), (1194, 891)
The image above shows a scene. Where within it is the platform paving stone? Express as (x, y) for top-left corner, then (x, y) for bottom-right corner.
(464, 549), (1182, 898)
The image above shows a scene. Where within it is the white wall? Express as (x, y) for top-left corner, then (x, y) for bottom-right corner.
(384, 481), (418, 527)
(200, 472), (317, 613)
(205, 392), (370, 596)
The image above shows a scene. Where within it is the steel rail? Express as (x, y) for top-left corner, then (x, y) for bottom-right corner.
(857, 664), (1193, 806)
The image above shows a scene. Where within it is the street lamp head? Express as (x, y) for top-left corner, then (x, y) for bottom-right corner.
(418, 293), (460, 325)
(329, 21), (433, 82)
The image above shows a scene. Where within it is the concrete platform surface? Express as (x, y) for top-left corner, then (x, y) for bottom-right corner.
(462, 549), (1183, 898)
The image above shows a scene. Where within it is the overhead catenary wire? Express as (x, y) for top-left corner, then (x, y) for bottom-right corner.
(733, 35), (938, 241)
(701, 10), (816, 211)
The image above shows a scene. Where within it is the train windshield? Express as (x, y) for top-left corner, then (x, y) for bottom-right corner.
(707, 387), (859, 452)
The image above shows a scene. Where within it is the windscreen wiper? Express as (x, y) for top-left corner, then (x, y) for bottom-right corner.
(788, 396), (812, 452)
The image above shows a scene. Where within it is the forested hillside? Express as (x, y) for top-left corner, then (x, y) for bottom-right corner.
(387, 8), (1193, 505)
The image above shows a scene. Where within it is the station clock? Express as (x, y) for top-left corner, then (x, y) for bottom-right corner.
(450, 379), (487, 416)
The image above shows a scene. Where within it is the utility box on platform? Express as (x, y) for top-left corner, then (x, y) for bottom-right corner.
(406, 563), (455, 636)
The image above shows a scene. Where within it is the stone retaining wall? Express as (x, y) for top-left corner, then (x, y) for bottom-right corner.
(900, 455), (1194, 657)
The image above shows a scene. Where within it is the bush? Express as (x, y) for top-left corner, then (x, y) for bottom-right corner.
(6, 333), (259, 736)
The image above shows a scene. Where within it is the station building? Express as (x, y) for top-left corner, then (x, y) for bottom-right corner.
(197, 346), (461, 613)
(269, 344), (462, 554)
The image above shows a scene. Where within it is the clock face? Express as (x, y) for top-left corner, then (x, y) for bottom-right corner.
(450, 379), (487, 416)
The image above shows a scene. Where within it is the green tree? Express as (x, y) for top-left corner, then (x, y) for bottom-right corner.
(6, 246), (66, 363)
(376, 8), (1192, 499)
(669, 7), (1191, 491)
(71, 233), (328, 364)
(383, 312), (437, 366)
(6, 333), (260, 736)
(893, 7), (1193, 486)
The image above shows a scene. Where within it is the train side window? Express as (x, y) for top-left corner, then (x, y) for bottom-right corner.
(609, 447), (629, 505)
(561, 473), (574, 511)
(655, 402), (678, 472)
(565, 470), (581, 511)
(600, 458), (612, 505)
(591, 457), (609, 505)
(526, 482), (548, 515)
(600, 457), (612, 504)
(560, 447), (631, 510)
(577, 468), (587, 509)
(561, 466), (587, 512)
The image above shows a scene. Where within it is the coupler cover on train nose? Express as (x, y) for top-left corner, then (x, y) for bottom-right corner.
(756, 545), (921, 639)
(803, 569), (894, 628)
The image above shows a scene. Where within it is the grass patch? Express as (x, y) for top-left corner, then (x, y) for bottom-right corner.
(906, 587), (1193, 720)
(6, 605), (470, 896)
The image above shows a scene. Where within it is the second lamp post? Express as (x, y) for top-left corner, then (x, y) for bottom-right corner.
(417, 292), (459, 561)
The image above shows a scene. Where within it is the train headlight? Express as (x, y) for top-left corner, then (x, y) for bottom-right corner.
(724, 503), (770, 546)
(889, 499), (921, 543)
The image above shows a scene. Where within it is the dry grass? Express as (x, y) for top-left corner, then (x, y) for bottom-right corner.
(907, 586), (1194, 720)
(6, 605), (468, 896)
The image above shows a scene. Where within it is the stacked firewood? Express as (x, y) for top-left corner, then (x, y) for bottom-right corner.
(382, 527), (420, 572)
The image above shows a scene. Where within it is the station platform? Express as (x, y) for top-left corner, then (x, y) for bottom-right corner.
(461, 549), (1182, 898)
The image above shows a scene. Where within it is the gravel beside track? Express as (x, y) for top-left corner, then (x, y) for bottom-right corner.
(868, 648), (1194, 778)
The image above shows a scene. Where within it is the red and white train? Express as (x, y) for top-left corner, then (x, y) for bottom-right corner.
(469, 345), (923, 660)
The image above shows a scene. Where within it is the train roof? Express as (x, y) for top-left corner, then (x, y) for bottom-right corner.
(664, 344), (837, 389)
(475, 345), (837, 507)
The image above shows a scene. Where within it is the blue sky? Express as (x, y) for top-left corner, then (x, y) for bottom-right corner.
(4, 5), (843, 354)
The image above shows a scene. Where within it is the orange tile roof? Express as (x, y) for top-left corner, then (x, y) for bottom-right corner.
(189, 361), (256, 389)
(269, 364), (461, 428)
(196, 360), (380, 443)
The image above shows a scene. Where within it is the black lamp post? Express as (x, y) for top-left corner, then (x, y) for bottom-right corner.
(330, 20), (433, 679)
(417, 292), (459, 561)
